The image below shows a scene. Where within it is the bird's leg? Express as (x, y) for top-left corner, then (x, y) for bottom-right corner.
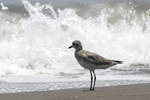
(89, 70), (93, 91)
(92, 70), (96, 91)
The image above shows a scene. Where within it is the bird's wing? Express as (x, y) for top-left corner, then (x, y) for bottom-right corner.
(79, 51), (113, 65)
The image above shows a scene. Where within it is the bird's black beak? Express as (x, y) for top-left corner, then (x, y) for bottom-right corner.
(68, 45), (73, 49)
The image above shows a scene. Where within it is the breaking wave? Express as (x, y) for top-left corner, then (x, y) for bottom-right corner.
(0, 0), (150, 77)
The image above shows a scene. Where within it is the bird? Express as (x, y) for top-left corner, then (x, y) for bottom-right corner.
(68, 40), (123, 91)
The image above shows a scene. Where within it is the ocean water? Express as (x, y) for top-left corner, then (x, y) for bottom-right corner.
(0, 0), (150, 93)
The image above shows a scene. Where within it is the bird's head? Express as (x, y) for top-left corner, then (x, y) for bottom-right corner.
(68, 40), (83, 51)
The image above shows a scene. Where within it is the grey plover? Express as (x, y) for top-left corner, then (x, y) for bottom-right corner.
(68, 40), (123, 91)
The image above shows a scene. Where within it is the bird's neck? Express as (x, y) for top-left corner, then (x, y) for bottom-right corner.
(74, 48), (82, 60)
(75, 47), (82, 53)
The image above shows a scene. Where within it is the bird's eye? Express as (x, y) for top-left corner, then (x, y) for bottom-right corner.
(72, 43), (75, 45)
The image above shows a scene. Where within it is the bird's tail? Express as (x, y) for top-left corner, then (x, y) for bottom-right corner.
(113, 60), (123, 64)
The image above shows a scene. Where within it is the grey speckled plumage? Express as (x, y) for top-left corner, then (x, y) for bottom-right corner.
(69, 40), (123, 91)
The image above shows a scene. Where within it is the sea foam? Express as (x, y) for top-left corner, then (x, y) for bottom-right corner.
(0, 0), (150, 78)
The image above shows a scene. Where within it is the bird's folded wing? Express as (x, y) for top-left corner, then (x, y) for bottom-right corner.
(81, 52), (112, 65)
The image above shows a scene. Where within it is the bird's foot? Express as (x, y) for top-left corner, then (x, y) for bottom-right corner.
(89, 88), (94, 91)
(92, 88), (95, 91)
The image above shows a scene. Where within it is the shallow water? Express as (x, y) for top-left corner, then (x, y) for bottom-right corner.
(1, 80), (150, 94)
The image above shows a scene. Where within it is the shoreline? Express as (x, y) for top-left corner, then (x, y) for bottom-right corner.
(1, 79), (150, 94)
(1, 83), (150, 100)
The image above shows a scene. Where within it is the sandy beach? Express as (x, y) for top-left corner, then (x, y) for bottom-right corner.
(0, 83), (150, 100)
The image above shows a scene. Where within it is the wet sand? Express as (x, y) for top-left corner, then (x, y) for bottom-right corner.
(0, 83), (150, 100)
